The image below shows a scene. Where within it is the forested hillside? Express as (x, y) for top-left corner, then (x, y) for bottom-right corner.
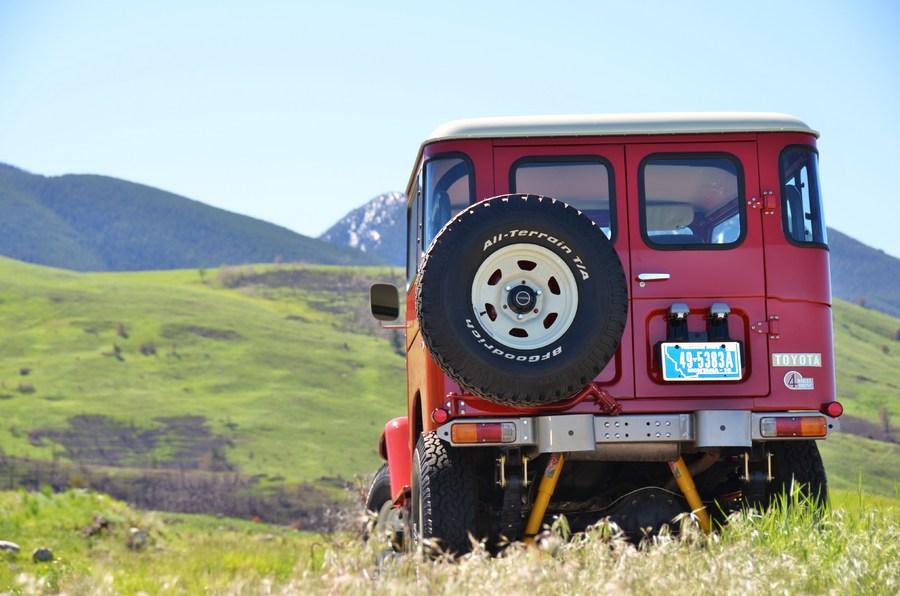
(0, 163), (379, 271)
(829, 228), (900, 318)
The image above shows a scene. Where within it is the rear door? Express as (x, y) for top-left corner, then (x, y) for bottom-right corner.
(493, 143), (634, 399)
(625, 141), (770, 399)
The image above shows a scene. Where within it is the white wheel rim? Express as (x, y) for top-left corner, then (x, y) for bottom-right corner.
(471, 243), (579, 350)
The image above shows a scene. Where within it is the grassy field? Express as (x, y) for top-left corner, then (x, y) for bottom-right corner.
(819, 433), (899, 498)
(0, 257), (898, 592)
(832, 299), (900, 426)
(0, 257), (406, 519)
(0, 488), (897, 594)
(0, 256), (897, 514)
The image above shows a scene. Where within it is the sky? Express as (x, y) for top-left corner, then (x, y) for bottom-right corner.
(1, 1), (899, 257)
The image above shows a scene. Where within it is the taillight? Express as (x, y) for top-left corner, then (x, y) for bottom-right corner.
(760, 416), (827, 438)
(451, 422), (517, 444)
(821, 401), (843, 418)
(431, 408), (449, 424)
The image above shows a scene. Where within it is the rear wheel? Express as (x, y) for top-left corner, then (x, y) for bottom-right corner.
(410, 432), (477, 556)
(767, 440), (828, 508)
(364, 464), (402, 551)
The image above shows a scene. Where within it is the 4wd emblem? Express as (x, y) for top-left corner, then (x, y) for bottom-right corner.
(783, 370), (815, 391)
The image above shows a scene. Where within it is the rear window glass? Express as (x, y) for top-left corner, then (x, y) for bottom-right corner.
(780, 146), (826, 246)
(423, 155), (474, 248)
(639, 155), (744, 249)
(406, 174), (421, 285)
(512, 158), (615, 239)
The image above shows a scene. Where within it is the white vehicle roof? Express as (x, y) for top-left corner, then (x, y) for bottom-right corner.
(427, 112), (818, 141)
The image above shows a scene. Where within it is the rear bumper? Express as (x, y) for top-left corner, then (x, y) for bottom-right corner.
(435, 410), (840, 453)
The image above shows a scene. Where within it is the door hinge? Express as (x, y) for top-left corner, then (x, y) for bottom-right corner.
(751, 315), (781, 339)
(748, 191), (777, 215)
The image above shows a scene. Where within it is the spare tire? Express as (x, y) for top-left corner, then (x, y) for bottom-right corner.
(416, 194), (628, 406)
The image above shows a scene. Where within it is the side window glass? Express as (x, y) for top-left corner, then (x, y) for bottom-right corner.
(780, 147), (827, 246)
(423, 155), (473, 249)
(512, 158), (615, 239)
(640, 155), (744, 249)
(406, 172), (421, 286)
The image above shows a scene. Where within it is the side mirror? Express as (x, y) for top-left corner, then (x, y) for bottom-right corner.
(370, 283), (400, 321)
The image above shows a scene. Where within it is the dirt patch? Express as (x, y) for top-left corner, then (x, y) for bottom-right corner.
(220, 266), (405, 338)
(161, 324), (243, 341)
(839, 413), (897, 443)
(187, 326), (242, 340)
(225, 267), (398, 294)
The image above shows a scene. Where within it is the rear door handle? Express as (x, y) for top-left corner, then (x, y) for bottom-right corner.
(637, 273), (671, 282)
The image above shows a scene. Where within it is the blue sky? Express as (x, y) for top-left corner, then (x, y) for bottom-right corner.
(1, 1), (898, 257)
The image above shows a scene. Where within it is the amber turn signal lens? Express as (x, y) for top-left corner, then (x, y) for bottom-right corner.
(450, 422), (516, 444)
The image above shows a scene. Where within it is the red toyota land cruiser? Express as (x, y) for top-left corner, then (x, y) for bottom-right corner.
(367, 112), (841, 553)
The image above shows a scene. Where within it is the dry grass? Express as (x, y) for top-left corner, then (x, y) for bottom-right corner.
(4, 488), (898, 594)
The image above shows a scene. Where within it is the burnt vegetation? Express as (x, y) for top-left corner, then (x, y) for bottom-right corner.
(28, 415), (232, 470)
(0, 453), (349, 530)
(3, 413), (352, 528)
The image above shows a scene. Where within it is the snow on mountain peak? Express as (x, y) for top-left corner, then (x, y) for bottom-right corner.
(319, 191), (406, 265)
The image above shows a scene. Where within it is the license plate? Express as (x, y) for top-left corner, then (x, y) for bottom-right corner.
(660, 341), (742, 381)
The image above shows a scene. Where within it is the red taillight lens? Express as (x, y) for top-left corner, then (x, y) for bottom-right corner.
(450, 422), (516, 444)
(760, 416), (827, 438)
(821, 401), (843, 418)
(431, 408), (449, 424)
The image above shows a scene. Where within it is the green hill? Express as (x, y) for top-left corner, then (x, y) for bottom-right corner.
(0, 163), (380, 271)
(0, 257), (405, 522)
(0, 257), (896, 523)
(832, 299), (900, 429)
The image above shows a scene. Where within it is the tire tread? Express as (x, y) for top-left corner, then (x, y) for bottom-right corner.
(416, 432), (476, 555)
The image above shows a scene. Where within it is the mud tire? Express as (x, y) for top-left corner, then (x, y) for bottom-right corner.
(364, 464), (403, 550)
(364, 463), (392, 516)
(411, 432), (477, 557)
(767, 440), (828, 508)
(416, 194), (628, 406)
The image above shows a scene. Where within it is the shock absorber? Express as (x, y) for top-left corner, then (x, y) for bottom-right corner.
(668, 456), (711, 534)
(524, 452), (565, 539)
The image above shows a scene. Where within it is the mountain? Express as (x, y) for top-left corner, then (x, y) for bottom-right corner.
(320, 194), (900, 318)
(0, 163), (380, 271)
(318, 191), (405, 266)
(828, 228), (900, 318)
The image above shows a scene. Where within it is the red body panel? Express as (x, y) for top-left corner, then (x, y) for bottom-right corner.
(397, 129), (835, 472)
(384, 416), (410, 501)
